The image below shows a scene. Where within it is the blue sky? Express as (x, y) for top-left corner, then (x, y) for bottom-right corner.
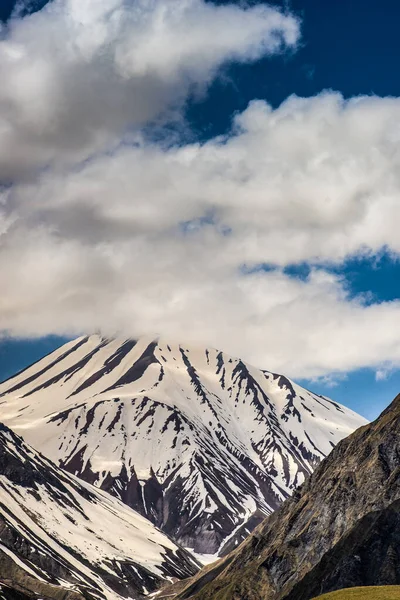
(0, 0), (400, 421)
(188, 0), (400, 137)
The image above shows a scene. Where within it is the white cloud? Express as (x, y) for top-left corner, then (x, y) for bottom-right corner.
(375, 365), (396, 382)
(0, 0), (299, 181)
(1, 2), (400, 379)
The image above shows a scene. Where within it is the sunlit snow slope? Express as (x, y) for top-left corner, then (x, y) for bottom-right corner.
(0, 423), (198, 600)
(0, 335), (367, 555)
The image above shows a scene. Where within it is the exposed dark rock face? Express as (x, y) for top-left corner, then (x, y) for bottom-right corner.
(285, 498), (400, 599)
(170, 393), (400, 599)
(0, 335), (365, 556)
(0, 549), (85, 600)
(0, 423), (199, 600)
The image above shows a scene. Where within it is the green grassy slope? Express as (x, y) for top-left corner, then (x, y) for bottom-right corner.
(314, 587), (400, 599)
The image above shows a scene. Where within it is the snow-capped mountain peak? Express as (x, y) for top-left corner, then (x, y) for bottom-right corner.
(0, 335), (367, 556)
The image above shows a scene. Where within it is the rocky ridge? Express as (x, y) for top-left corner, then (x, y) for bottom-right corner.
(167, 393), (400, 599)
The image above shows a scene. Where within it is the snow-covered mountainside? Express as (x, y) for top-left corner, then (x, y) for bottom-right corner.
(0, 423), (198, 600)
(0, 335), (367, 556)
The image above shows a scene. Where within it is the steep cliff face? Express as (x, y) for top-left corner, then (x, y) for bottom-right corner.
(169, 394), (400, 600)
(284, 498), (400, 599)
(0, 423), (198, 600)
(0, 335), (365, 556)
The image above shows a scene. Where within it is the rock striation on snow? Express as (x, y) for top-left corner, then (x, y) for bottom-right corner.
(0, 423), (198, 600)
(168, 394), (400, 600)
(0, 335), (366, 556)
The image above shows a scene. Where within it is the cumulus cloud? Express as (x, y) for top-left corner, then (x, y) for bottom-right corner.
(1, 1), (400, 379)
(2, 91), (400, 378)
(0, 0), (299, 181)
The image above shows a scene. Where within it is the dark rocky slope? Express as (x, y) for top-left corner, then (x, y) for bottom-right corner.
(285, 498), (400, 599)
(0, 549), (85, 600)
(170, 393), (400, 600)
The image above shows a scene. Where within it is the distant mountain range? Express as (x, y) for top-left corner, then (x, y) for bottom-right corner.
(167, 393), (400, 599)
(0, 335), (365, 558)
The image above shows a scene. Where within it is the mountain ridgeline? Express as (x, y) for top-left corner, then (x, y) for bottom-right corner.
(0, 335), (366, 557)
(167, 393), (400, 600)
(0, 423), (198, 600)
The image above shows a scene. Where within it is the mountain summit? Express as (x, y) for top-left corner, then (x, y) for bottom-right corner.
(0, 335), (366, 556)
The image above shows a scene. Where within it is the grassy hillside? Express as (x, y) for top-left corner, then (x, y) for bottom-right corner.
(314, 587), (400, 599)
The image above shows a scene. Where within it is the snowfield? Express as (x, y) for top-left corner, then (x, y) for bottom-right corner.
(0, 423), (199, 600)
